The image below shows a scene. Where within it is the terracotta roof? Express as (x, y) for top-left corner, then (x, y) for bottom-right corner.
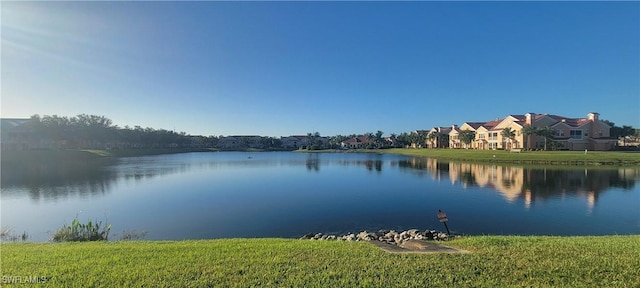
(439, 127), (452, 134)
(482, 119), (502, 129)
(463, 122), (485, 129)
(544, 114), (592, 127)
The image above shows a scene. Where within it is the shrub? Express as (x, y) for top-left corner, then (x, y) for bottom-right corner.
(52, 218), (111, 242)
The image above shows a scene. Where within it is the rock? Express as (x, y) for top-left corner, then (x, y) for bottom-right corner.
(300, 233), (314, 240)
(300, 228), (455, 247)
(385, 230), (398, 239)
(357, 231), (369, 241)
(424, 230), (435, 239)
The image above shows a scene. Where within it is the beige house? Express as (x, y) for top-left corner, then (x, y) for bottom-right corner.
(456, 112), (617, 151)
(427, 127), (453, 148)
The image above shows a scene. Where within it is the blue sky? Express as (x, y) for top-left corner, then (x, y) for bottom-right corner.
(2, 2), (638, 137)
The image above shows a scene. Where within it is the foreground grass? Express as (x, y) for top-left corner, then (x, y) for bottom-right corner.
(382, 148), (640, 165)
(2, 236), (639, 287)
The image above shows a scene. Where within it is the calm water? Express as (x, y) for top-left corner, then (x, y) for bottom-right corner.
(2, 152), (639, 241)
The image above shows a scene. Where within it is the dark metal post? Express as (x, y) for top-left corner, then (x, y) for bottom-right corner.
(437, 209), (450, 235)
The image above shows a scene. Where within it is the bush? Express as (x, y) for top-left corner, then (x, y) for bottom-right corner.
(52, 218), (111, 242)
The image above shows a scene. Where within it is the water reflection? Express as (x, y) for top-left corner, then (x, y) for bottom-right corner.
(2, 152), (639, 240)
(1, 158), (118, 201)
(397, 158), (639, 210)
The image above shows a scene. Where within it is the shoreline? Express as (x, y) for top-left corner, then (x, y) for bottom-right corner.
(2, 148), (639, 166)
(300, 148), (640, 166)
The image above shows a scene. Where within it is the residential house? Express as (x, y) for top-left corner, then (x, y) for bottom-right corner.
(458, 122), (484, 149)
(461, 112), (616, 151)
(341, 136), (373, 149)
(1, 118), (33, 150)
(529, 112), (616, 151)
(217, 136), (264, 149)
(427, 127), (452, 148)
(281, 136), (309, 149)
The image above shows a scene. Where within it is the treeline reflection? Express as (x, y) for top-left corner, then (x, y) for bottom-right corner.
(1, 158), (119, 201)
(397, 158), (639, 208)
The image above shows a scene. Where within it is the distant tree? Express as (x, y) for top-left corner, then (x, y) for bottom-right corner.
(409, 131), (426, 148)
(427, 131), (440, 148)
(396, 132), (411, 148)
(306, 132), (321, 150)
(501, 127), (516, 149)
(375, 130), (384, 148)
(535, 126), (555, 151)
(388, 133), (397, 148)
(620, 125), (635, 146)
(458, 130), (476, 149)
(330, 135), (347, 149)
(362, 132), (374, 149)
(521, 124), (537, 150)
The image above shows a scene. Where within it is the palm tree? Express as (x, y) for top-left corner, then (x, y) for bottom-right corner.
(501, 127), (516, 150)
(427, 131), (438, 149)
(536, 126), (555, 151)
(375, 130), (384, 148)
(521, 125), (537, 150)
(459, 130), (476, 149)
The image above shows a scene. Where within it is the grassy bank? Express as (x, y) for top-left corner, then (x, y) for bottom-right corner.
(376, 148), (640, 166)
(2, 236), (638, 287)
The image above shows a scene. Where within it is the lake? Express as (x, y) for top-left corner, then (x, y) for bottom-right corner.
(1, 151), (639, 241)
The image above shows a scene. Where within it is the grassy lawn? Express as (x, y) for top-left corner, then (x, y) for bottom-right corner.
(379, 148), (640, 165)
(2, 236), (638, 287)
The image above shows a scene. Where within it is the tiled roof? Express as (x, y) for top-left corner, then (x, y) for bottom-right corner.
(439, 127), (452, 134)
(463, 122), (485, 129)
(482, 119), (502, 129)
(543, 114), (592, 127)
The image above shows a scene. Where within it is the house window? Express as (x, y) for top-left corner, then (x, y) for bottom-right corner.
(570, 130), (582, 140)
(556, 130), (564, 137)
(479, 133), (485, 139)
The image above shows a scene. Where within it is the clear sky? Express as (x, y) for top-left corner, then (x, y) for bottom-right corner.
(2, 1), (638, 137)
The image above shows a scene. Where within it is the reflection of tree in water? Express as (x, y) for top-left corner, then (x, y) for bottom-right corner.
(336, 159), (383, 172)
(522, 168), (637, 198)
(306, 154), (320, 172)
(1, 157), (192, 201)
(2, 158), (119, 200)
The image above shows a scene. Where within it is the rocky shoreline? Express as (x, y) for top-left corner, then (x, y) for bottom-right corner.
(299, 229), (453, 246)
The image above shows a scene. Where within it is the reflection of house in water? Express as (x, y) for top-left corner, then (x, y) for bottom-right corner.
(398, 158), (639, 210)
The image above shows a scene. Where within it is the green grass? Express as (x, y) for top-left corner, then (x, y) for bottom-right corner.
(380, 148), (640, 165)
(2, 236), (639, 287)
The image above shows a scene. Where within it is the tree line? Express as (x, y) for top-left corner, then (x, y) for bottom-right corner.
(25, 114), (217, 149)
(15, 114), (639, 151)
